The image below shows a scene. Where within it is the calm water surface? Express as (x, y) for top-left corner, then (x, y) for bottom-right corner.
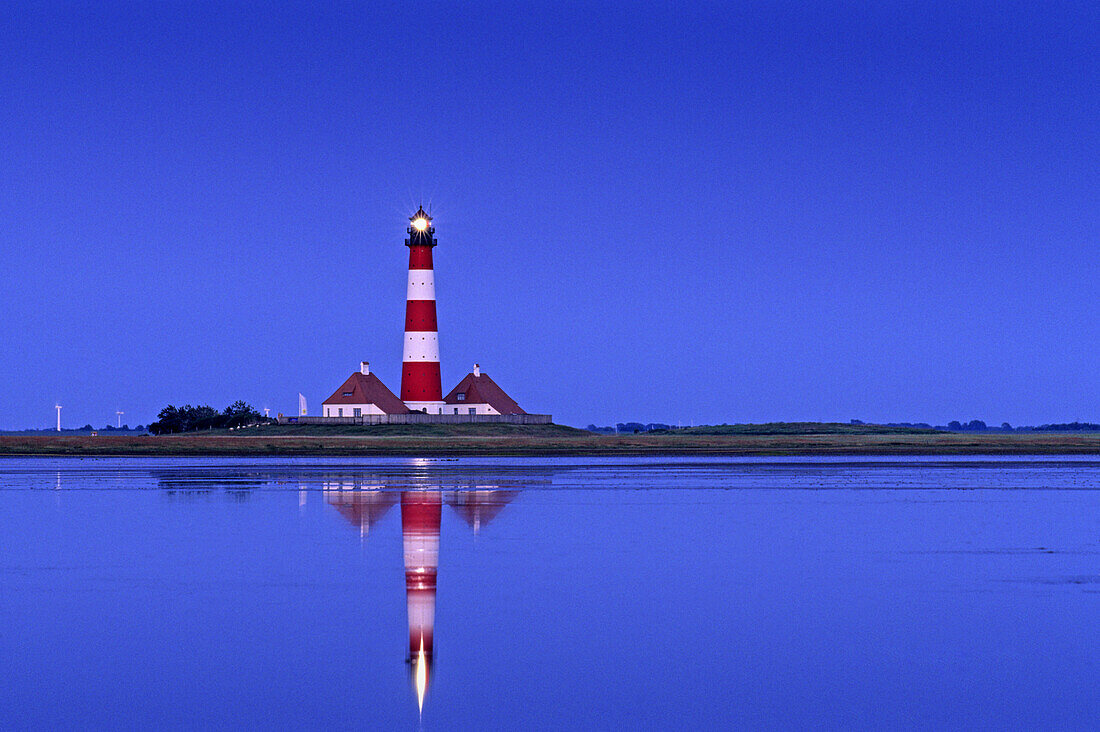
(3, 456), (1100, 729)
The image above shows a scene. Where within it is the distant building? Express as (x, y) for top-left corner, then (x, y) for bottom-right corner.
(442, 364), (526, 416)
(322, 362), (410, 417)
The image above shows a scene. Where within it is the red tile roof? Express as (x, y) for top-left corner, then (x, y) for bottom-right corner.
(443, 372), (526, 414)
(322, 372), (410, 414)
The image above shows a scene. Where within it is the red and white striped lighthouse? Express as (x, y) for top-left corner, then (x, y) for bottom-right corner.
(401, 207), (445, 412)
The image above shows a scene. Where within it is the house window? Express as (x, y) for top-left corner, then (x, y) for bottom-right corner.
(454, 408), (459, 415)
(337, 408), (343, 417)
(456, 393), (465, 401)
(342, 392), (353, 397)
(353, 408), (361, 417)
(468, 408), (476, 415)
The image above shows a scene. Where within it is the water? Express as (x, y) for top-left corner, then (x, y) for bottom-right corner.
(3, 456), (1100, 729)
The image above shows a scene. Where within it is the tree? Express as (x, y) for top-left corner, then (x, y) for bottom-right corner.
(192, 405), (221, 430)
(223, 401), (261, 428)
(153, 405), (184, 434)
(149, 401), (267, 434)
(224, 400), (254, 416)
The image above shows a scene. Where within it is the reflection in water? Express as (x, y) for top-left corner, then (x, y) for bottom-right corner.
(17, 459), (1100, 728)
(324, 478), (523, 715)
(143, 464), (540, 713)
(155, 469), (266, 497)
(449, 489), (518, 535)
(402, 491), (440, 713)
(325, 487), (399, 538)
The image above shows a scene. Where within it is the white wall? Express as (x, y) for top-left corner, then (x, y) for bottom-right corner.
(443, 402), (500, 416)
(404, 401), (447, 414)
(323, 401), (503, 416)
(323, 403), (388, 417)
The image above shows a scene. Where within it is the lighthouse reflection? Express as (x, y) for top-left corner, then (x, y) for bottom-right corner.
(401, 490), (440, 713)
(323, 477), (521, 713)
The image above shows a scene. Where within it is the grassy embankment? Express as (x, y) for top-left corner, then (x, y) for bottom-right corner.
(1, 422), (1099, 456)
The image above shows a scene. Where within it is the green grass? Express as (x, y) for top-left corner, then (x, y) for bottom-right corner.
(139, 422), (1100, 440)
(230, 421), (937, 438)
(225, 422), (591, 438)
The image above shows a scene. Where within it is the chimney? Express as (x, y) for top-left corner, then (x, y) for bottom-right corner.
(361, 361), (370, 376)
(473, 363), (480, 377)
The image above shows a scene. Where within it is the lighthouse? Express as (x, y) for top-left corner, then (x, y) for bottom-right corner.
(303, 209), (551, 427)
(401, 207), (445, 413)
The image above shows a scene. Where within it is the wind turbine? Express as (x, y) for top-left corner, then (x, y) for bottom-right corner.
(116, 410), (124, 428)
(55, 404), (62, 432)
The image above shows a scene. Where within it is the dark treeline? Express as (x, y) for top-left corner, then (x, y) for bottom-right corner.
(149, 401), (271, 435)
(854, 419), (1100, 433)
(587, 420), (1100, 435)
(0, 425), (146, 435)
(586, 423), (673, 434)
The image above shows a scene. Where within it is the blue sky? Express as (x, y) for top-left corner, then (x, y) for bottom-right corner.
(1, 1), (1097, 428)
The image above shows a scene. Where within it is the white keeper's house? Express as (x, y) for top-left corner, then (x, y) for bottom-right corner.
(442, 364), (526, 416)
(322, 362), (410, 417)
(317, 361), (531, 419)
